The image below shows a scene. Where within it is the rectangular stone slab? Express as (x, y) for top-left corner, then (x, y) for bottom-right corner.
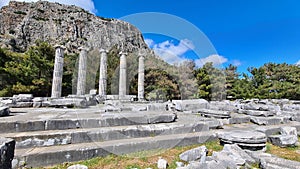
(0, 107), (177, 133)
(2, 122), (209, 148)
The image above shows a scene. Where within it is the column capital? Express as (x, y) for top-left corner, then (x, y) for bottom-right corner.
(138, 50), (146, 57)
(119, 51), (128, 56)
(78, 46), (89, 51)
(100, 49), (108, 53)
(54, 45), (66, 50)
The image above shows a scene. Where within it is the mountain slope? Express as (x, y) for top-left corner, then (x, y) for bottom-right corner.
(0, 1), (148, 54)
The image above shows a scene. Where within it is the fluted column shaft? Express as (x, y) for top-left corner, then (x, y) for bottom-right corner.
(119, 52), (127, 99)
(138, 55), (145, 100)
(99, 49), (108, 97)
(77, 47), (88, 96)
(51, 45), (64, 98)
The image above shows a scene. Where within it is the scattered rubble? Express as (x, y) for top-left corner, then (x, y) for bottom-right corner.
(0, 106), (10, 117)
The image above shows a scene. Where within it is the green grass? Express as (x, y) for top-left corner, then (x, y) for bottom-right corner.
(266, 136), (300, 162)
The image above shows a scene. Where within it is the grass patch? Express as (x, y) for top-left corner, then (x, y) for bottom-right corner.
(266, 139), (300, 162)
(38, 140), (222, 169)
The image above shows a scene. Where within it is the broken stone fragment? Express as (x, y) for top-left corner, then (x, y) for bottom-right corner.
(12, 94), (33, 102)
(67, 164), (88, 169)
(0, 106), (10, 117)
(50, 98), (88, 108)
(157, 157), (167, 169)
(268, 135), (298, 147)
(0, 137), (16, 169)
(280, 126), (297, 136)
(179, 145), (207, 162)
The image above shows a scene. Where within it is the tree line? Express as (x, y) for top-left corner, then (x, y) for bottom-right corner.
(0, 42), (299, 100)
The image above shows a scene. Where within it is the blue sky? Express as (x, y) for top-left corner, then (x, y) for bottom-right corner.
(92, 0), (300, 73)
(2, 0), (300, 73)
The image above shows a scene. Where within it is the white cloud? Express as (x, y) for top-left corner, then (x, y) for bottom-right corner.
(150, 39), (195, 65)
(145, 39), (155, 48)
(195, 54), (228, 67)
(232, 60), (242, 66)
(296, 60), (300, 66)
(0, 0), (96, 14)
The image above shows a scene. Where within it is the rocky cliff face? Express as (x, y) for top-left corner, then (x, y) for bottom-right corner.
(0, 1), (149, 54)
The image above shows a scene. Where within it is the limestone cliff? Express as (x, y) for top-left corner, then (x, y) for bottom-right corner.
(0, 1), (149, 54)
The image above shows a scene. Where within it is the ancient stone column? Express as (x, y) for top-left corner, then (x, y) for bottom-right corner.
(99, 49), (108, 97)
(138, 54), (145, 101)
(51, 45), (65, 98)
(119, 51), (127, 99)
(77, 47), (88, 96)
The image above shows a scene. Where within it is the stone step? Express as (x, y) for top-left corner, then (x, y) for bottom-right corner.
(1, 121), (209, 149)
(14, 131), (217, 168)
(222, 120), (300, 131)
(250, 116), (290, 125)
(255, 121), (300, 136)
(0, 108), (177, 133)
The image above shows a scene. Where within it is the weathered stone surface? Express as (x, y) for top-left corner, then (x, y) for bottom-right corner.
(50, 98), (87, 108)
(238, 109), (276, 117)
(0, 106), (10, 117)
(268, 135), (298, 147)
(211, 151), (237, 169)
(137, 54), (145, 101)
(280, 126), (297, 136)
(119, 52), (127, 100)
(0, 109), (181, 133)
(229, 114), (251, 124)
(175, 161), (184, 167)
(290, 112), (300, 122)
(282, 104), (300, 111)
(157, 157), (167, 169)
(172, 99), (208, 111)
(208, 101), (238, 112)
(185, 161), (202, 169)
(7, 122), (208, 148)
(218, 130), (267, 150)
(12, 94), (33, 102)
(0, 99), (15, 107)
(179, 145), (207, 162)
(250, 116), (284, 125)
(146, 103), (167, 111)
(11, 102), (33, 108)
(15, 136), (72, 149)
(187, 161), (228, 169)
(242, 103), (269, 111)
(0, 138), (15, 169)
(98, 49), (108, 97)
(76, 47), (88, 96)
(198, 109), (231, 119)
(67, 164), (88, 169)
(33, 102), (42, 108)
(83, 95), (97, 106)
(32, 97), (48, 102)
(41, 101), (51, 107)
(260, 155), (300, 169)
(244, 151), (271, 164)
(222, 144), (256, 165)
(51, 46), (65, 98)
(203, 119), (223, 129)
